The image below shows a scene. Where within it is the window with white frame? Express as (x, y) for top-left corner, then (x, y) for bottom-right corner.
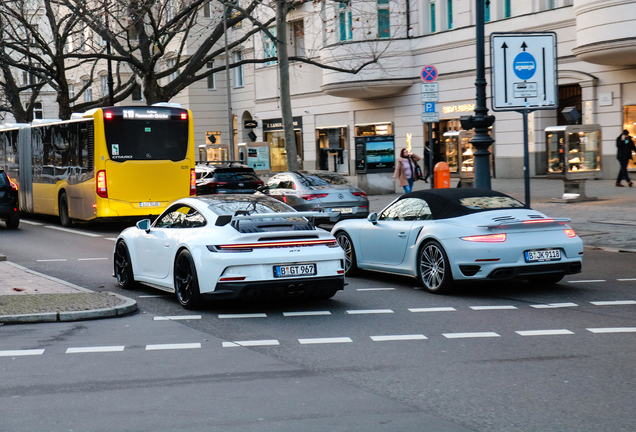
(69, 84), (75, 106)
(291, 20), (305, 57)
(377, 0), (390, 38)
(83, 79), (93, 102)
(203, 0), (212, 18)
(339, 2), (353, 42)
(546, 0), (557, 9)
(101, 75), (108, 97)
(264, 27), (277, 66)
(207, 61), (216, 90)
(166, 0), (175, 21)
(234, 52), (244, 87)
(33, 102), (43, 119)
(167, 58), (179, 82)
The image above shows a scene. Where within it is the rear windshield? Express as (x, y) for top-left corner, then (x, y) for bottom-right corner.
(103, 107), (189, 162)
(209, 198), (305, 222)
(215, 171), (261, 182)
(458, 196), (525, 210)
(0, 172), (6, 188)
(307, 172), (350, 185)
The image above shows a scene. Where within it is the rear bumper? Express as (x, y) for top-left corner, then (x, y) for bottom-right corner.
(0, 201), (19, 219)
(458, 261), (582, 281)
(202, 275), (345, 301)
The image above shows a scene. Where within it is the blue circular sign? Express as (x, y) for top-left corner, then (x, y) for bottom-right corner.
(513, 52), (536, 80)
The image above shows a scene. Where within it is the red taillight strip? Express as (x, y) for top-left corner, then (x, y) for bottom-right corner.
(218, 239), (337, 249)
(523, 219), (555, 224)
(475, 258), (500, 262)
(219, 276), (246, 281)
(461, 234), (507, 243)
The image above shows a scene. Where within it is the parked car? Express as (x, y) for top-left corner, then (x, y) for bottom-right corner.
(260, 171), (369, 221)
(0, 169), (20, 229)
(332, 188), (583, 293)
(113, 194), (345, 309)
(195, 162), (264, 195)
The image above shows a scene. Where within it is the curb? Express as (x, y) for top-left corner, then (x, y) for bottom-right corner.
(0, 292), (138, 324)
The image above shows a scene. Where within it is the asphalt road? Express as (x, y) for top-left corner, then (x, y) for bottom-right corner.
(1, 217), (636, 431)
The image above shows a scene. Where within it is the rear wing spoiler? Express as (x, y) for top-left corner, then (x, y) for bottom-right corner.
(478, 218), (571, 230)
(215, 210), (340, 227)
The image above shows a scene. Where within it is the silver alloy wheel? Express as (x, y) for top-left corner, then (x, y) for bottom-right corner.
(336, 233), (353, 274)
(419, 242), (446, 291)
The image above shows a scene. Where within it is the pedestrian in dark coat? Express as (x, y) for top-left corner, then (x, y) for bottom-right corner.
(616, 130), (636, 187)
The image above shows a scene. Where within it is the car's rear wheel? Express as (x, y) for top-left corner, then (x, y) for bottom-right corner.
(335, 231), (358, 276)
(527, 275), (564, 286)
(5, 213), (19, 229)
(174, 249), (202, 310)
(418, 240), (454, 293)
(114, 241), (136, 289)
(59, 192), (72, 227)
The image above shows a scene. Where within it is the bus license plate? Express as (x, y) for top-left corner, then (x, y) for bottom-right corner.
(525, 249), (561, 262)
(274, 264), (316, 278)
(140, 202), (160, 207)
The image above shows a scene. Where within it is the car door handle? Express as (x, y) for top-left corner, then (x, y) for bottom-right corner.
(398, 232), (407, 238)
(164, 243), (171, 248)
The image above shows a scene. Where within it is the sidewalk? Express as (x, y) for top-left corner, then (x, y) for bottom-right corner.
(1, 177), (634, 325)
(0, 257), (137, 324)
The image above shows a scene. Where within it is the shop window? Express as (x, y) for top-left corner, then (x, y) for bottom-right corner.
(377, 0), (390, 38)
(339, 2), (353, 41)
(264, 27), (277, 66)
(558, 85), (582, 126)
(355, 123), (392, 136)
(430, 1), (436, 33)
(624, 106), (636, 171)
(447, 0), (453, 29)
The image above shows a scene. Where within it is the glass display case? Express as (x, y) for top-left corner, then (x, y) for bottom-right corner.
(443, 131), (475, 176)
(545, 125), (601, 179)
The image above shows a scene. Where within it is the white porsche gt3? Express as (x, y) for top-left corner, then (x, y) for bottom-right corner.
(331, 188), (584, 293)
(113, 195), (345, 309)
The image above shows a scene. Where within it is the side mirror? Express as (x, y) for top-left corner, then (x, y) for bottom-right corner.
(367, 212), (378, 225)
(136, 219), (151, 233)
(256, 184), (269, 194)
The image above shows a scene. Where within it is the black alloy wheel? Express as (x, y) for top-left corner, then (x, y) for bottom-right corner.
(5, 213), (19, 229)
(59, 192), (72, 227)
(335, 231), (358, 276)
(114, 241), (136, 289)
(174, 249), (202, 309)
(418, 240), (453, 293)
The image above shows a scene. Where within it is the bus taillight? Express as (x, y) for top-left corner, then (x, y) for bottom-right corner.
(97, 170), (108, 198)
(190, 169), (196, 196)
(181, 112), (188, 120)
(104, 111), (113, 120)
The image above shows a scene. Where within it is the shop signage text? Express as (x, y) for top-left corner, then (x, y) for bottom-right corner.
(442, 104), (475, 114)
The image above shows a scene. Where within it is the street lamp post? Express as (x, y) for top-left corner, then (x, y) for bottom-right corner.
(461, 0), (495, 189)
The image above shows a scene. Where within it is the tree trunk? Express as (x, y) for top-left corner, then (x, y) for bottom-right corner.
(275, 0), (298, 172)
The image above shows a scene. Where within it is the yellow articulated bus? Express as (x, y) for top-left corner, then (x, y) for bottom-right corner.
(0, 104), (195, 226)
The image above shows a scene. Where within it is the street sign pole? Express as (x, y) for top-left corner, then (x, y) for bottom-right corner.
(428, 125), (434, 189)
(420, 66), (439, 189)
(521, 108), (531, 206)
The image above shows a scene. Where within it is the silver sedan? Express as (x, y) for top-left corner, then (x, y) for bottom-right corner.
(261, 171), (369, 221)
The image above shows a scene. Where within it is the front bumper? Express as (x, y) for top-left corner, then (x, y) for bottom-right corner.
(202, 275), (345, 301)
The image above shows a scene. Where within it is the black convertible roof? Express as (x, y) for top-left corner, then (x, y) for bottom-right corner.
(398, 188), (524, 220)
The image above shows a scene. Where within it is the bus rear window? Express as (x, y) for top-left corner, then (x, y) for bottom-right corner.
(103, 108), (189, 162)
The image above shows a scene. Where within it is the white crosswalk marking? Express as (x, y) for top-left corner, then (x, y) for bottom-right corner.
(370, 335), (427, 342)
(531, 302), (578, 309)
(587, 327), (636, 334)
(470, 305), (518, 310)
(218, 313), (267, 319)
(590, 300), (636, 306)
(222, 340), (280, 347)
(0, 349), (45, 357)
(298, 337), (353, 344)
(66, 346), (125, 353)
(283, 311), (331, 317)
(154, 315), (201, 320)
(145, 343), (201, 350)
(409, 307), (456, 312)
(443, 332), (500, 339)
(516, 329), (574, 336)
(346, 309), (394, 315)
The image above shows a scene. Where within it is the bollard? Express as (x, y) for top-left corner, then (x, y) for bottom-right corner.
(434, 162), (450, 189)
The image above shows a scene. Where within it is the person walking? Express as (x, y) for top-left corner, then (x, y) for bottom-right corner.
(423, 142), (431, 183)
(393, 148), (421, 193)
(616, 130), (636, 187)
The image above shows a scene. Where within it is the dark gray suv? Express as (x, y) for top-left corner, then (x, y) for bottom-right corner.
(0, 169), (19, 229)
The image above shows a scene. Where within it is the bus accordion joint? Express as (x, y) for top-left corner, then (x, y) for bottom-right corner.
(97, 170), (108, 198)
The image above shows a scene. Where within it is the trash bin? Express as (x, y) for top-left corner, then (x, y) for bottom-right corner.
(434, 162), (450, 189)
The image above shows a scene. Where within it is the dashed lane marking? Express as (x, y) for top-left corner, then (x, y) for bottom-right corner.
(105, 238), (118, 241)
(222, 340), (280, 347)
(617, 278), (636, 281)
(443, 332), (500, 339)
(590, 300), (636, 306)
(36, 259), (67, 262)
(78, 258), (109, 261)
(298, 337), (353, 344)
(346, 309), (394, 315)
(516, 329), (574, 336)
(409, 307), (457, 313)
(568, 280), (606, 283)
(139, 295), (173, 298)
(153, 315), (202, 321)
(0, 349), (45, 357)
(587, 327), (636, 334)
(531, 302), (578, 309)
(218, 313), (267, 319)
(370, 334), (427, 342)
(145, 343), (201, 351)
(20, 220), (43, 225)
(356, 288), (396, 291)
(470, 305), (518, 310)
(44, 226), (102, 237)
(66, 346), (125, 353)
(283, 311), (331, 317)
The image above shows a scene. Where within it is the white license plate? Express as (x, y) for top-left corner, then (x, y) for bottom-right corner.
(140, 201), (160, 207)
(331, 208), (353, 214)
(525, 249), (561, 262)
(274, 263), (316, 278)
